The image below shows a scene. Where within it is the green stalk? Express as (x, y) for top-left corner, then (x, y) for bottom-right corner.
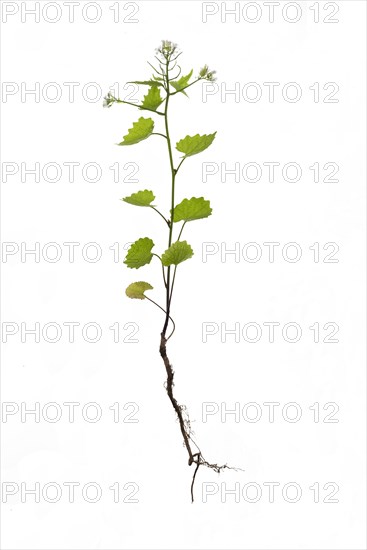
(162, 55), (177, 333)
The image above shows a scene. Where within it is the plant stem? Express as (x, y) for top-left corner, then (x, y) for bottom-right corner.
(162, 55), (176, 335)
(169, 265), (177, 304)
(177, 221), (187, 242)
(146, 297), (175, 337)
(159, 53), (197, 475)
(115, 98), (164, 116)
(159, 53), (195, 464)
(170, 78), (202, 96)
(153, 253), (167, 288)
(168, 220), (187, 304)
(149, 206), (170, 226)
(176, 157), (186, 174)
(148, 61), (165, 77)
(152, 132), (168, 139)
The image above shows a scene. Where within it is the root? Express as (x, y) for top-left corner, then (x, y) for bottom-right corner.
(159, 332), (243, 502)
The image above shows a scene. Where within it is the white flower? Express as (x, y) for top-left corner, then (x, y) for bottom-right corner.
(199, 65), (217, 82)
(156, 40), (178, 60)
(103, 92), (115, 108)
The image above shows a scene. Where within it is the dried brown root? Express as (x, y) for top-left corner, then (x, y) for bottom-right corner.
(159, 332), (244, 502)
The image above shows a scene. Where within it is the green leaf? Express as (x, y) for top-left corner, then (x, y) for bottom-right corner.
(122, 190), (155, 207)
(140, 86), (163, 111)
(161, 241), (194, 266)
(173, 197), (212, 222)
(118, 117), (154, 146)
(176, 132), (216, 157)
(126, 281), (153, 300)
(171, 69), (193, 96)
(129, 80), (163, 87)
(124, 237), (154, 269)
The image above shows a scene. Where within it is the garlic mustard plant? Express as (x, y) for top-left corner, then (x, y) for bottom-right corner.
(104, 41), (240, 501)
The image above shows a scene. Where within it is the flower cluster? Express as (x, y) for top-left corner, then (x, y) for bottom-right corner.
(103, 92), (117, 108)
(156, 40), (179, 61)
(199, 65), (217, 82)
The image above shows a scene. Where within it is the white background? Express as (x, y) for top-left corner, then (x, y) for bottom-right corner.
(1, 1), (366, 549)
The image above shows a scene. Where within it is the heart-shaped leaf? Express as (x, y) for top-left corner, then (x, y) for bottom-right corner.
(173, 197), (212, 222)
(124, 237), (154, 269)
(118, 117), (154, 146)
(176, 132), (216, 157)
(126, 281), (153, 299)
(122, 190), (155, 207)
(161, 241), (194, 266)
